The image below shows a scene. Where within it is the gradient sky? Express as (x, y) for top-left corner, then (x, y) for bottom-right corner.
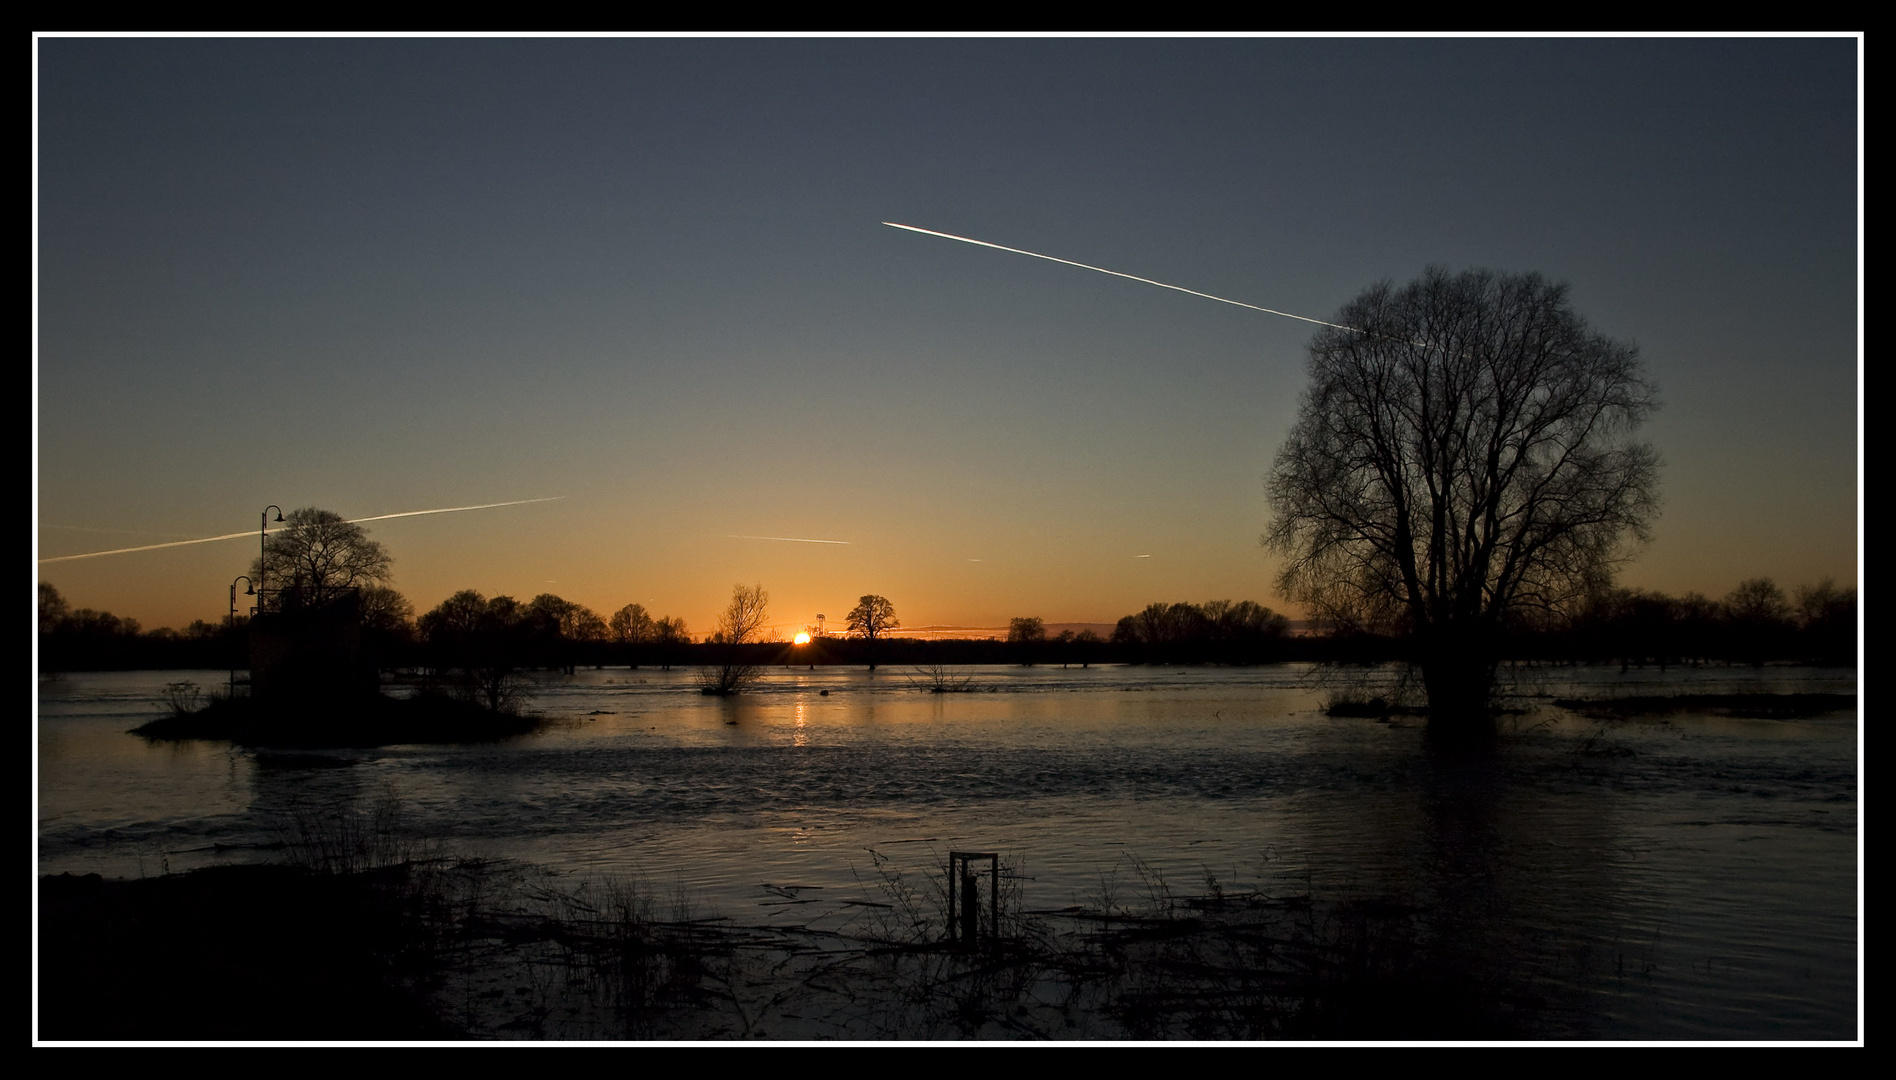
(34, 35), (1861, 639)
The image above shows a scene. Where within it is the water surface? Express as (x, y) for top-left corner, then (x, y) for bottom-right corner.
(37, 662), (1859, 1039)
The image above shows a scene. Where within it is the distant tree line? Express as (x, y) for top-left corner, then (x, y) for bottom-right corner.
(1110, 600), (1292, 665)
(36, 576), (1856, 675)
(1522, 578), (1856, 669)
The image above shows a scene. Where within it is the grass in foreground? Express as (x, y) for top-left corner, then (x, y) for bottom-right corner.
(40, 845), (1577, 1041)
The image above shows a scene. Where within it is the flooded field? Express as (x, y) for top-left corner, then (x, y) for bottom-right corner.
(37, 662), (1859, 1040)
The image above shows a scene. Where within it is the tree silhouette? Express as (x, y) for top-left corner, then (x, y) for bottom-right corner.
(1793, 578), (1856, 665)
(253, 508), (392, 611)
(39, 582), (69, 636)
(651, 615), (690, 670)
(1266, 268), (1660, 733)
(846, 594), (899, 669)
(1008, 616), (1046, 643)
(700, 583), (769, 695)
(417, 590), (528, 711)
(1008, 616), (1046, 665)
(1723, 577), (1792, 667)
(609, 603), (655, 645)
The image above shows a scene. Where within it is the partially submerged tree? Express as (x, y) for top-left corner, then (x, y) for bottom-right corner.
(1007, 616), (1046, 643)
(699, 583), (770, 695)
(1109, 599), (1290, 663)
(417, 590), (527, 712)
(846, 594), (899, 669)
(609, 603), (655, 645)
(1008, 616), (1046, 666)
(1266, 268), (1660, 735)
(523, 593), (605, 672)
(651, 615), (690, 670)
(1723, 577), (1793, 667)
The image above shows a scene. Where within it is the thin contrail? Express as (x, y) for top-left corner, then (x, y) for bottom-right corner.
(882, 222), (1359, 332)
(37, 497), (564, 564)
(726, 534), (852, 545)
(40, 523), (201, 538)
(345, 498), (564, 524)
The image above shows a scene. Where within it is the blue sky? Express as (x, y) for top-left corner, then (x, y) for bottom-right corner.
(35, 35), (1860, 636)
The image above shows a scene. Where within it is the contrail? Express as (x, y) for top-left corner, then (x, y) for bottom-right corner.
(883, 222), (1359, 332)
(37, 497), (564, 564)
(727, 534), (852, 545)
(38, 528), (265, 563)
(40, 523), (201, 538)
(345, 498), (564, 525)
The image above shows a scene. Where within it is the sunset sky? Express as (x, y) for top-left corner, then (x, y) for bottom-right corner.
(34, 35), (1861, 638)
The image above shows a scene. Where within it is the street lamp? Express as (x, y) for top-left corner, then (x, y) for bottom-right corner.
(258, 506), (283, 612)
(228, 575), (255, 698)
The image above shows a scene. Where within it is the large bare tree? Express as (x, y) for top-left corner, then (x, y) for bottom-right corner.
(253, 507), (392, 610)
(700, 583), (770, 695)
(1265, 268), (1660, 731)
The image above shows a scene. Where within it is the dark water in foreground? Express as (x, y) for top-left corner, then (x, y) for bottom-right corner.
(37, 663), (1858, 1040)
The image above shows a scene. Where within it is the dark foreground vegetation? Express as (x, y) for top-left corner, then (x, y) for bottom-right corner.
(39, 841), (1571, 1041)
(39, 865), (462, 1041)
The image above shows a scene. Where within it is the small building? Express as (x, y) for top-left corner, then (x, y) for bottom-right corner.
(247, 588), (379, 702)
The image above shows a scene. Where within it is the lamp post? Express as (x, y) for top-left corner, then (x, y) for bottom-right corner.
(258, 505), (283, 613)
(228, 575), (256, 698)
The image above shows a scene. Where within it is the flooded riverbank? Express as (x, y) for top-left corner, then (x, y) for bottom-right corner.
(37, 663), (1858, 1039)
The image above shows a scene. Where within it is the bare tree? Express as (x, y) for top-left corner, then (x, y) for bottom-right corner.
(1007, 616), (1046, 643)
(715, 583), (770, 644)
(1265, 268), (1660, 732)
(1723, 577), (1792, 667)
(357, 585), (413, 635)
(846, 594), (899, 670)
(609, 603), (655, 645)
(253, 508), (393, 610)
(417, 589), (526, 712)
(1725, 577), (1790, 626)
(1792, 579), (1852, 628)
(700, 583), (769, 695)
(39, 582), (69, 636)
(357, 584), (414, 666)
(1793, 578), (1856, 665)
(652, 615), (690, 671)
(1008, 616), (1046, 666)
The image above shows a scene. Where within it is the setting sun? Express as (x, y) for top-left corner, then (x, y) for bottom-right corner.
(793, 632), (811, 645)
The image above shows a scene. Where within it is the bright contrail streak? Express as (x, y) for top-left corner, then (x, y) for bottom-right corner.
(883, 222), (1360, 332)
(345, 498), (564, 525)
(727, 534), (852, 545)
(37, 498), (564, 564)
(38, 529), (265, 563)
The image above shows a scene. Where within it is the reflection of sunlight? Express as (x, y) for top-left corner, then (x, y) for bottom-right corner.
(794, 702), (808, 747)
